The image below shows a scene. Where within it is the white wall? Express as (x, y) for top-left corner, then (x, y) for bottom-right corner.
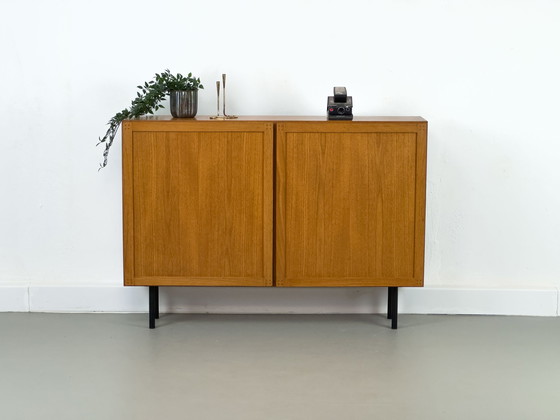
(1, 1), (559, 311)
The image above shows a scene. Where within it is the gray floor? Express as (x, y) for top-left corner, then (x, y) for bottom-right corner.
(1, 314), (560, 420)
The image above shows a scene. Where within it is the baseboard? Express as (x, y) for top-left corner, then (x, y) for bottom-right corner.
(0, 286), (29, 311)
(1, 285), (558, 316)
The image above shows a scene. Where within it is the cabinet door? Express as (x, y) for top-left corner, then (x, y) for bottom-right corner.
(123, 121), (273, 286)
(276, 122), (427, 287)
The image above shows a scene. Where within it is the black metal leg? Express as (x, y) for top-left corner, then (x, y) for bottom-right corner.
(389, 287), (398, 330)
(149, 286), (158, 329)
(155, 286), (160, 319)
(387, 287), (393, 319)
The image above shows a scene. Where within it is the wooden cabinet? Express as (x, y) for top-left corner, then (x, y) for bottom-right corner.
(122, 116), (427, 328)
(123, 120), (274, 287)
(276, 121), (427, 287)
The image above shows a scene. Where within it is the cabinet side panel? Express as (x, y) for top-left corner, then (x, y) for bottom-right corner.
(131, 129), (270, 286)
(122, 122), (135, 285)
(414, 123), (428, 285)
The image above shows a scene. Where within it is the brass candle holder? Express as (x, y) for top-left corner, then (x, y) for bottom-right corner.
(210, 74), (238, 119)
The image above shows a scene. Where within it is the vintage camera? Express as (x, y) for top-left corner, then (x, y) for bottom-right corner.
(327, 87), (353, 120)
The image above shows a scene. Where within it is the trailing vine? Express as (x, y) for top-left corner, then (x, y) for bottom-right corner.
(97, 70), (204, 169)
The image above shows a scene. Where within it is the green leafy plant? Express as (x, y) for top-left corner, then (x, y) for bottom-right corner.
(97, 69), (204, 169)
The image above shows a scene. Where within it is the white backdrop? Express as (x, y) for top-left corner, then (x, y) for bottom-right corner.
(1, 1), (559, 306)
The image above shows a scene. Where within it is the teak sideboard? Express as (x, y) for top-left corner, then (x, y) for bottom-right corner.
(122, 116), (427, 329)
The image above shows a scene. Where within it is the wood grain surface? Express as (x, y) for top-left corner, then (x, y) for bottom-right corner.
(276, 121), (427, 287)
(123, 122), (273, 286)
(123, 118), (427, 288)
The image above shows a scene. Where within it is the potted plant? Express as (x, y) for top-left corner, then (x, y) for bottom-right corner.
(97, 69), (204, 169)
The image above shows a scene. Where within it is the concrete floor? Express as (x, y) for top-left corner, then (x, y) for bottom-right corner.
(1, 313), (560, 420)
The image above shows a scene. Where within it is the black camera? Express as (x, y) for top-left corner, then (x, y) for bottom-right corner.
(327, 87), (353, 120)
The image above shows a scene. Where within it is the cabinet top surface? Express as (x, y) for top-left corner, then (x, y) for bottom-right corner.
(125, 115), (427, 123)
